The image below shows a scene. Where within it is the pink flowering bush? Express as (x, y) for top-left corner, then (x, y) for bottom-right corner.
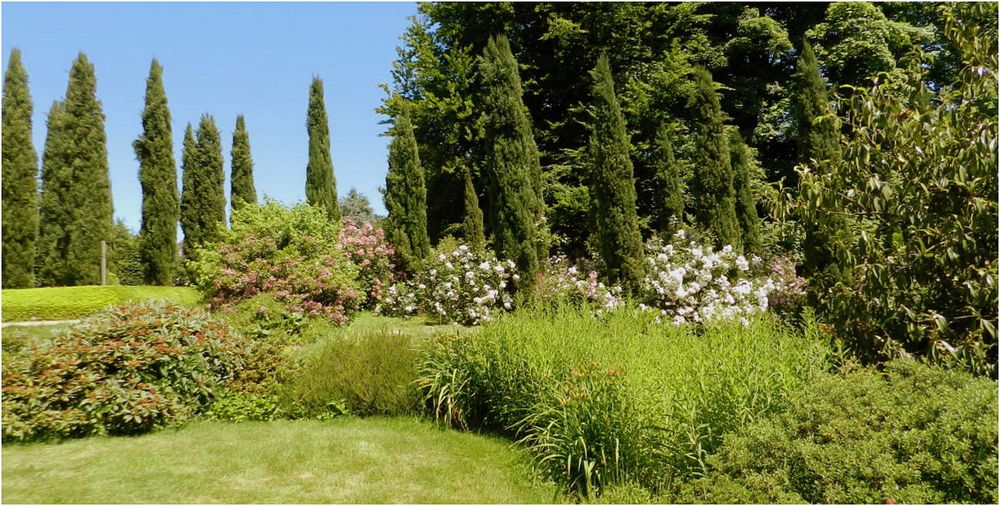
(534, 255), (622, 311)
(337, 219), (398, 309)
(190, 200), (362, 325)
(382, 244), (515, 325)
(638, 230), (777, 326)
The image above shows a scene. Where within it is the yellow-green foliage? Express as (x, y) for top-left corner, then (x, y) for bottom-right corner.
(1, 286), (201, 322)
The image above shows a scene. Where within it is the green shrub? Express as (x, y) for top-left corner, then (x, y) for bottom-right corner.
(203, 389), (283, 422)
(282, 328), (423, 417)
(1, 286), (201, 322)
(2, 303), (245, 442)
(417, 304), (829, 496)
(674, 360), (999, 504)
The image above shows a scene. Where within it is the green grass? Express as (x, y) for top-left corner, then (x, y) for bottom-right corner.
(1, 285), (201, 322)
(1, 324), (74, 354)
(2, 417), (558, 504)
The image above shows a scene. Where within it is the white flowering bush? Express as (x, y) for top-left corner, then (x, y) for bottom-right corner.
(639, 230), (776, 326)
(381, 245), (516, 326)
(534, 255), (622, 312)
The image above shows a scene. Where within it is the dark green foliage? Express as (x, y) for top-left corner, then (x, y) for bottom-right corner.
(729, 130), (763, 256)
(586, 55), (644, 293)
(229, 115), (256, 214)
(282, 329), (422, 417)
(36, 53), (113, 287)
(383, 105), (431, 272)
(2, 49), (39, 288)
(478, 35), (546, 291)
(180, 115), (226, 256)
(651, 124), (684, 236)
(133, 59), (178, 286)
(305, 78), (339, 222)
(1, 303), (246, 442)
(688, 67), (740, 249)
(675, 361), (998, 504)
(461, 167), (486, 252)
(109, 220), (143, 286)
(339, 188), (377, 225)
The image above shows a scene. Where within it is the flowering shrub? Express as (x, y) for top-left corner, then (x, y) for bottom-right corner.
(190, 200), (362, 325)
(2, 303), (245, 442)
(534, 255), (622, 311)
(382, 245), (515, 325)
(638, 230), (776, 326)
(337, 219), (398, 309)
(767, 256), (807, 320)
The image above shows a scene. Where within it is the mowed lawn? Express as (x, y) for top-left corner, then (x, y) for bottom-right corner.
(2, 417), (559, 504)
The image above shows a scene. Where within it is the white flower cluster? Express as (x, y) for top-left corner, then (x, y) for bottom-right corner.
(381, 245), (516, 326)
(638, 230), (775, 326)
(538, 256), (622, 311)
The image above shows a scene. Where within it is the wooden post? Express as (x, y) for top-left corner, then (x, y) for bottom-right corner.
(101, 240), (108, 286)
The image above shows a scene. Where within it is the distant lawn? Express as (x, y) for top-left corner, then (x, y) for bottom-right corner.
(1, 285), (201, 322)
(2, 417), (559, 504)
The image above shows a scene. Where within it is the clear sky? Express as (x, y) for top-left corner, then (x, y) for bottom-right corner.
(2, 1), (419, 231)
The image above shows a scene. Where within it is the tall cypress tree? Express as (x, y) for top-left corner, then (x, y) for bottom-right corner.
(305, 78), (339, 222)
(689, 67), (741, 249)
(479, 35), (546, 292)
(2, 49), (39, 288)
(180, 116), (226, 256)
(462, 166), (486, 252)
(652, 123), (685, 237)
(229, 114), (256, 215)
(792, 40), (848, 288)
(37, 53), (113, 286)
(133, 59), (178, 285)
(729, 130), (763, 256)
(384, 105), (430, 272)
(587, 54), (645, 293)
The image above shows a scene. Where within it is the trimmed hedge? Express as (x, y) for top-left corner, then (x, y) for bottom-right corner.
(1, 286), (201, 322)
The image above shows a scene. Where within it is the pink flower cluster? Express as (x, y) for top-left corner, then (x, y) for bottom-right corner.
(337, 220), (399, 308)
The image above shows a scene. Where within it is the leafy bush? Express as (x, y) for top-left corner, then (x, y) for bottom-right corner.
(337, 219), (399, 309)
(532, 255), (622, 311)
(203, 389), (283, 422)
(1, 286), (201, 322)
(765, 255), (807, 322)
(281, 328), (422, 417)
(674, 360), (999, 504)
(190, 200), (363, 325)
(417, 304), (828, 496)
(382, 244), (516, 325)
(2, 303), (245, 442)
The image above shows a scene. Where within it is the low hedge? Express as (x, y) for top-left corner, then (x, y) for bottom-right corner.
(1, 286), (201, 322)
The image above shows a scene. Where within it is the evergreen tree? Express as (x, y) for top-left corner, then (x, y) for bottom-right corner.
(133, 59), (178, 285)
(651, 123), (685, 237)
(2, 49), (39, 288)
(688, 67), (741, 249)
(305, 78), (339, 222)
(587, 54), (645, 293)
(180, 116), (226, 256)
(729, 130), (763, 256)
(792, 40), (849, 289)
(339, 188), (377, 225)
(37, 53), (113, 286)
(479, 34), (546, 291)
(462, 166), (486, 252)
(229, 114), (256, 214)
(383, 106), (430, 272)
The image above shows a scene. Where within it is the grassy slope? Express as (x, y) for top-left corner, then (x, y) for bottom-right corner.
(1, 285), (201, 322)
(2, 417), (558, 504)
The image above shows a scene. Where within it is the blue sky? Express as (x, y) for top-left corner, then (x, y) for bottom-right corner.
(2, 2), (419, 231)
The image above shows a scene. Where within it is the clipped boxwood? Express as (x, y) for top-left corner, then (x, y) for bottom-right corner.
(1, 286), (201, 322)
(674, 360), (999, 504)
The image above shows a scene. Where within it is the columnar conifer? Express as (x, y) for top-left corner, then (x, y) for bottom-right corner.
(479, 35), (546, 292)
(305, 78), (339, 222)
(133, 59), (178, 285)
(729, 130), (763, 256)
(587, 54), (645, 293)
(689, 67), (740, 249)
(180, 116), (226, 256)
(384, 106), (430, 272)
(2, 49), (39, 288)
(462, 167), (486, 252)
(652, 123), (685, 237)
(229, 115), (256, 214)
(37, 53), (113, 286)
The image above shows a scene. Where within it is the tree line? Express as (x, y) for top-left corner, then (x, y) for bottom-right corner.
(2, 51), (344, 287)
